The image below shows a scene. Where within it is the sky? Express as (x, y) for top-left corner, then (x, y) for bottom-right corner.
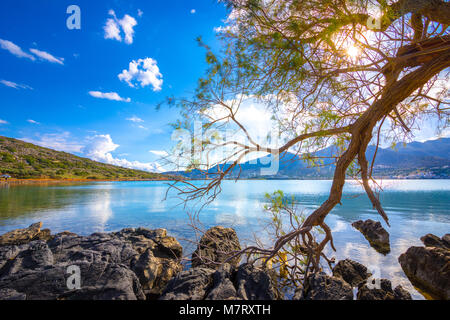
(0, 0), (228, 172)
(0, 1), (447, 173)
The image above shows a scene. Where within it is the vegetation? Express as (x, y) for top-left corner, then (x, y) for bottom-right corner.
(167, 0), (450, 280)
(0, 136), (168, 180)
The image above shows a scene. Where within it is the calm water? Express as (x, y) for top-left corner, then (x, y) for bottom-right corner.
(0, 179), (449, 299)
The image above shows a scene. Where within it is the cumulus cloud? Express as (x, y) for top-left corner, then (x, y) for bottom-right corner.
(89, 91), (131, 102)
(0, 80), (32, 90)
(118, 58), (163, 91)
(103, 10), (137, 44)
(126, 116), (144, 123)
(0, 119), (8, 125)
(137, 9), (144, 17)
(149, 150), (168, 157)
(0, 39), (35, 60)
(22, 132), (84, 153)
(29, 48), (64, 65)
(190, 9), (196, 14)
(83, 134), (164, 172)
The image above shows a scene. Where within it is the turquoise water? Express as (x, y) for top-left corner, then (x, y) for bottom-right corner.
(0, 179), (449, 299)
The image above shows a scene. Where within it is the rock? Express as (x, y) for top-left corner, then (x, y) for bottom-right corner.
(0, 241), (53, 277)
(357, 279), (411, 300)
(420, 233), (450, 249)
(399, 245), (450, 300)
(131, 248), (182, 297)
(0, 224), (183, 300)
(159, 267), (215, 300)
(205, 264), (238, 300)
(235, 263), (275, 300)
(352, 219), (390, 254)
(295, 272), (353, 300)
(0, 261), (145, 300)
(394, 285), (413, 300)
(443, 234), (450, 248)
(161, 262), (275, 300)
(192, 226), (241, 269)
(0, 288), (26, 300)
(332, 259), (371, 287)
(0, 222), (49, 246)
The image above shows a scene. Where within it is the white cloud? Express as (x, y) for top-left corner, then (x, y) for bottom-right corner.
(27, 119), (40, 125)
(0, 80), (32, 90)
(190, 9), (196, 14)
(0, 119), (8, 125)
(137, 9), (144, 17)
(137, 125), (148, 130)
(83, 134), (164, 172)
(0, 39), (35, 60)
(29, 48), (64, 65)
(126, 116), (144, 123)
(149, 150), (168, 157)
(118, 58), (163, 91)
(103, 11), (137, 44)
(89, 91), (131, 102)
(22, 132), (84, 153)
(104, 17), (122, 41)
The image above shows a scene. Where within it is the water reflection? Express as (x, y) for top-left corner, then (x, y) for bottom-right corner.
(0, 179), (449, 300)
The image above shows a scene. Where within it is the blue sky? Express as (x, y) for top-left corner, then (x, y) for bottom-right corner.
(0, 0), (228, 171)
(0, 1), (447, 172)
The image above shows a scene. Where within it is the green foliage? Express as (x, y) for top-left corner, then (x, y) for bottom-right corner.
(0, 135), (169, 180)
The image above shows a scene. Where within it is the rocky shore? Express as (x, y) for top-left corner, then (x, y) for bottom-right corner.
(0, 222), (448, 300)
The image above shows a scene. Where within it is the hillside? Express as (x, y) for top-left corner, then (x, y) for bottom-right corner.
(0, 136), (167, 180)
(175, 138), (450, 179)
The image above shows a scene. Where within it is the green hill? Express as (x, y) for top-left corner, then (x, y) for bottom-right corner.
(0, 136), (167, 180)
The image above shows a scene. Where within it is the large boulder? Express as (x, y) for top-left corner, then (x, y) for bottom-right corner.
(352, 219), (390, 254)
(399, 238), (450, 300)
(420, 233), (450, 250)
(192, 226), (241, 269)
(357, 279), (412, 300)
(294, 272), (353, 300)
(205, 264), (238, 300)
(235, 263), (275, 300)
(159, 267), (215, 300)
(0, 224), (183, 300)
(0, 223), (50, 246)
(332, 259), (371, 287)
(160, 263), (275, 300)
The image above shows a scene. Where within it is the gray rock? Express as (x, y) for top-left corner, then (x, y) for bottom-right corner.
(399, 245), (450, 300)
(332, 259), (371, 287)
(192, 226), (241, 269)
(206, 264), (238, 300)
(0, 261), (145, 300)
(0, 224), (183, 300)
(235, 263), (275, 300)
(159, 267), (215, 300)
(421, 233), (450, 249)
(357, 278), (411, 300)
(131, 248), (182, 297)
(298, 272), (353, 300)
(0, 241), (53, 277)
(352, 219), (390, 254)
(0, 288), (26, 300)
(0, 222), (49, 246)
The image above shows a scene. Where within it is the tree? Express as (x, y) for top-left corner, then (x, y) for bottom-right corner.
(166, 0), (450, 274)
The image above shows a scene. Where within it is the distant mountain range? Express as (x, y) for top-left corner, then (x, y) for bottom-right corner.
(174, 138), (450, 179)
(0, 136), (168, 180)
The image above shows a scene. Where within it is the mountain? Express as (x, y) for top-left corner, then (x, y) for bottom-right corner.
(175, 138), (450, 179)
(0, 136), (168, 180)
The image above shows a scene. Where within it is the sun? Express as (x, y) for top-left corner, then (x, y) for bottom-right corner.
(346, 45), (360, 59)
